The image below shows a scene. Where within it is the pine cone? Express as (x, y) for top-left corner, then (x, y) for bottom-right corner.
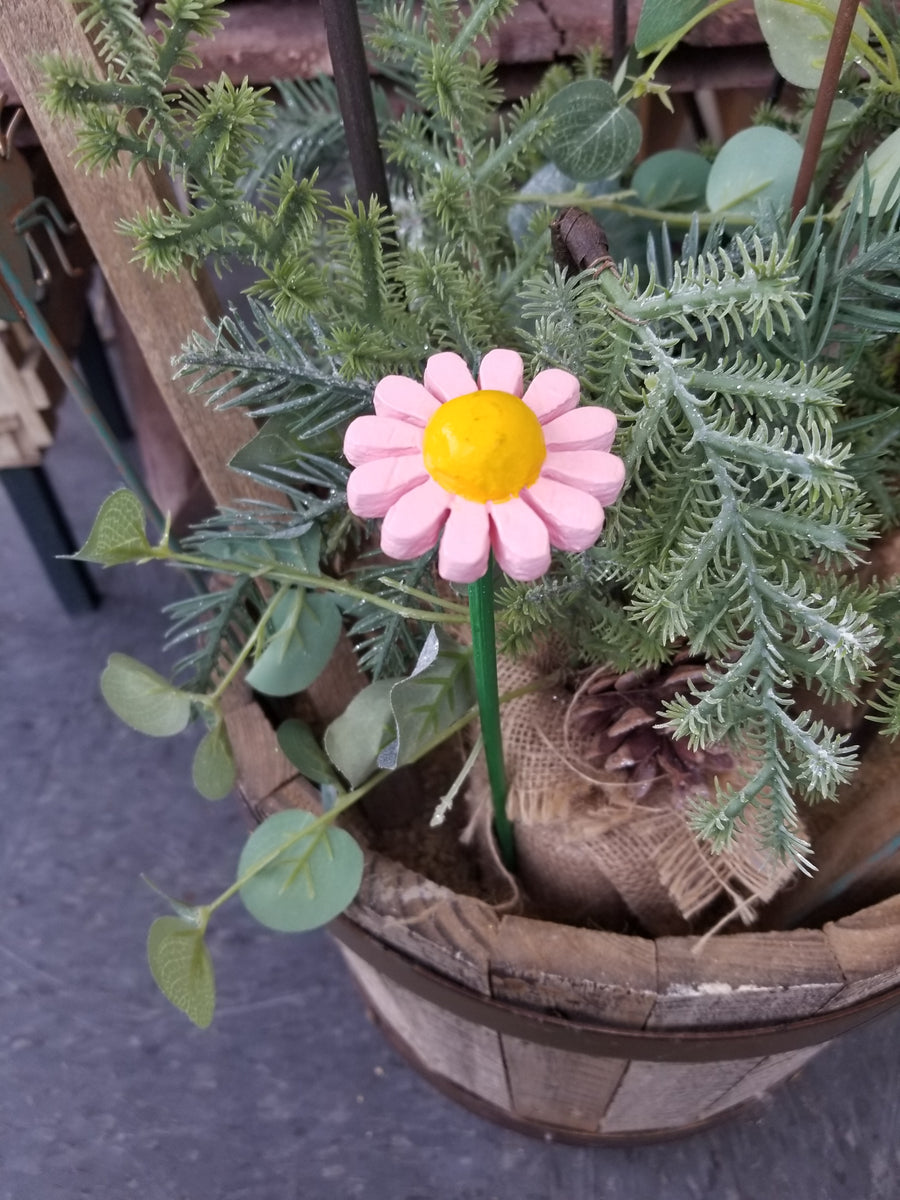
(571, 660), (735, 802)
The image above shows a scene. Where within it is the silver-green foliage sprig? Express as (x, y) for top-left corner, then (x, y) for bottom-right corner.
(512, 231), (882, 864)
(604, 241), (877, 860)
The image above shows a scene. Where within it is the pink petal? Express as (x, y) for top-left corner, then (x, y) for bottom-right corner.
(346, 456), (428, 519)
(477, 348), (524, 397)
(438, 498), (491, 583)
(423, 352), (477, 402)
(373, 376), (441, 426)
(541, 449), (626, 504)
(381, 479), (451, 560)
(489, 497), (551, 581)
(522, 368), (580, 423)
(344, 415), (423, 466)
(523, 476), (605, 552)
(541, 405), (618, 453)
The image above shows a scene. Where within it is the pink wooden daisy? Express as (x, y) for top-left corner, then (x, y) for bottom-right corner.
(343, 349), (625, 583)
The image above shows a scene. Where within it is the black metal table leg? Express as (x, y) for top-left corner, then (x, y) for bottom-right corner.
(2, 463), (100, 613)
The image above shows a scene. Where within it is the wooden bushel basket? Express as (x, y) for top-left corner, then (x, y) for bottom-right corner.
(331, 854), (900, 1143)
(228, 697), (900, 1143)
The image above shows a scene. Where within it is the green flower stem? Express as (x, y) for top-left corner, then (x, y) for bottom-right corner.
(468, 560), (516, 872)
(150, 545), (470, 623)
(207, 587), (286, 703)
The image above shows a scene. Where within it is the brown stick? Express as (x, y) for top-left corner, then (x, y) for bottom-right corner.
(319, 0), (391, 213)
(790, 0), (862, 219)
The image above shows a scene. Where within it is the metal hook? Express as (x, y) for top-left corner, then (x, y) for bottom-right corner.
(14, 199), (83, 278)
(0, 93), (24, 161)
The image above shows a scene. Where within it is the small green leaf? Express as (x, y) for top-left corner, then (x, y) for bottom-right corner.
(544, 80), (641, 182)
(323, 679), (398, 787)
(378, 628), (475, 770)
(73, 489), (152, 566)
(277, 718), (340, 785)
(635, 0), (707, 54)
(632, 149), (711, 211)
(100, 653), (192, 737)
(754, 0), (867, 89)
(192, 720), (235, 800)
(238, 809), (364, 932)
(706, 127), (802, 215)
(147, 916), (215, 1028)
(230, 413), (343, 474)
(842, 128), (900, 214)
(245, 588), (342, 697)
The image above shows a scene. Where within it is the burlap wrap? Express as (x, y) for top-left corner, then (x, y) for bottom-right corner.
(464, 655), (801, 937)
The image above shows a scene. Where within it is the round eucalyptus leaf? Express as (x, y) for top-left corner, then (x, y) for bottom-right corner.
(147, 916), (215, 1028)
(635, 0), (707, 54)
(754, 0), (868, 89)
(277, 718), (339, 785)
(100, 653), (192, 737)
(245, 590), (342, 697)
(544, 80), (641, 182)
(238, 809), (364, 933)
(323, 679), (397, 787)
(192, 721), (235, 800)
(706, 127), (802, 215)
(842, 127), (900, 214)
(632, 149), (711, 211)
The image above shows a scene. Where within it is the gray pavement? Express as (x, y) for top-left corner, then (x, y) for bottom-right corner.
(3, 397), (900, 1199)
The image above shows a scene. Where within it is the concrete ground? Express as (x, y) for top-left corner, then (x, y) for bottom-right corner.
(3, 397), (900, 1200)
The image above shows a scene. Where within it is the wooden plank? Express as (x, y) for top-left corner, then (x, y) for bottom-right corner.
(600, 1056), (764, 1134)
(0, 1), (770, 104)
(0, 0), (279, 511)
(649, 930), (843, 1029)
(821, 895), (900, 1009)
(338, 942), (512, 1110)
(490, 915), (657, 1025)
(697, 1044), (826, 1119)
(107, 299), (210, 530)
(224, 699), (298, 805)
(347, 855), (499, 996)
(501, 1036), (627, 1132)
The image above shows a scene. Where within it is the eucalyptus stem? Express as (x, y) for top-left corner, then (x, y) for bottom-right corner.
(150, 545), (469, 623)
(518, 192), (830, 229)
(208, 587), (285, 701)
(468, 560), (515, 872)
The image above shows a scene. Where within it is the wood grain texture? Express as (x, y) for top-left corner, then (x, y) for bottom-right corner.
(338, 943), (512, 1109)
(347, 853), (499, 996)
(821, 894), (900, 1009)
(501, 1036), (627, 1131)
(224, 699), (298, 805)
(599, 1056), (762, 1134)
(0, 0), (278, 511)
(649, 930), (843, 1029)
(490, 915), (657, 1026)
(696, 1043), (826, 1118)
(0, 0), (769, 103)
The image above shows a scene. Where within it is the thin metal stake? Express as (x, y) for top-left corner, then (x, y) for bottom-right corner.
(790, 0), (862, 219)
(320, 0), (392, 213)
(0, 251), (172, 543)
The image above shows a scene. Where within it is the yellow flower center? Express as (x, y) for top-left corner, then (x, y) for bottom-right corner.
(422, 389), (546, 504)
